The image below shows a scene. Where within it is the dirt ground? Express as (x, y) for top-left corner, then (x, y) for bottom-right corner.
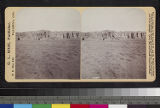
(81, 39), (146, 79)
(16, 39), (80, 79)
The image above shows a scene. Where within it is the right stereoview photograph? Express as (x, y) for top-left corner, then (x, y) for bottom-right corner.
(81, 8), (146, 79)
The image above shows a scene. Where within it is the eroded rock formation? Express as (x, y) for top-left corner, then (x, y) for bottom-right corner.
(16, 30), (146, 40)
(16, 30), (80, 40)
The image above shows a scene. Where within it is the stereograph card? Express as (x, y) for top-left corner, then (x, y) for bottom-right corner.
(5, 7), (156, 82)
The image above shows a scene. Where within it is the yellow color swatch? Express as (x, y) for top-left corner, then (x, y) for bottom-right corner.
(52, 104), (70, 108)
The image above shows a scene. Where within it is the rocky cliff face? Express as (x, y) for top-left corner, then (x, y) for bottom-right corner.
(16, 30), (146, 40)
(82, 30), (146, 40)
(16, 30), (80, 40)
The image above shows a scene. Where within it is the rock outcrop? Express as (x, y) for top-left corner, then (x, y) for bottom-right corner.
(82, 30), (146, 40)
(16, 30), (146, 41)
(16, 30), (80, 40)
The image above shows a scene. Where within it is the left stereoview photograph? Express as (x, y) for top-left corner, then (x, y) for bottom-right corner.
(14, 8), (80, 79)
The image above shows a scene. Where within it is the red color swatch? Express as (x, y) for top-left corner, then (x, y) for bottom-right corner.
(90, 104), (108, 108)
(71, 104), (89, 108)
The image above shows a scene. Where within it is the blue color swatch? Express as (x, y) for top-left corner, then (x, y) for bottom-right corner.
(0, 104), (13, 108)
(14, 104), (32, 108)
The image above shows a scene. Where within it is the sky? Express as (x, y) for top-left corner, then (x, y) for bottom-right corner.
(16, 8), (81, 32)
(16, 8), (146, 32)
(81, 8), (146, 32)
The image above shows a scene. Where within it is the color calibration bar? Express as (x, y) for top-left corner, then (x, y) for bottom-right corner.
(0, 104), (160, 108)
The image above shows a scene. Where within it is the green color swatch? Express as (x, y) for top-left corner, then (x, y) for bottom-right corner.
(32, 104), (51, 108)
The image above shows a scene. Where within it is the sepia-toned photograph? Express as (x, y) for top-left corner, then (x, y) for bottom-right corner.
(81, 8), (146, 79)
(5, 7), (156, 82)
(15, 8), (81, 79)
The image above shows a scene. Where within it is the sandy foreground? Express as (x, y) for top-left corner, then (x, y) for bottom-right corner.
(16, 39), (80, 79)
(81, 39), (146, 79)
(16, 38), (146, 79)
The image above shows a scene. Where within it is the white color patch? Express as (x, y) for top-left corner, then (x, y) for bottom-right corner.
(109, 104), (127, 108)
